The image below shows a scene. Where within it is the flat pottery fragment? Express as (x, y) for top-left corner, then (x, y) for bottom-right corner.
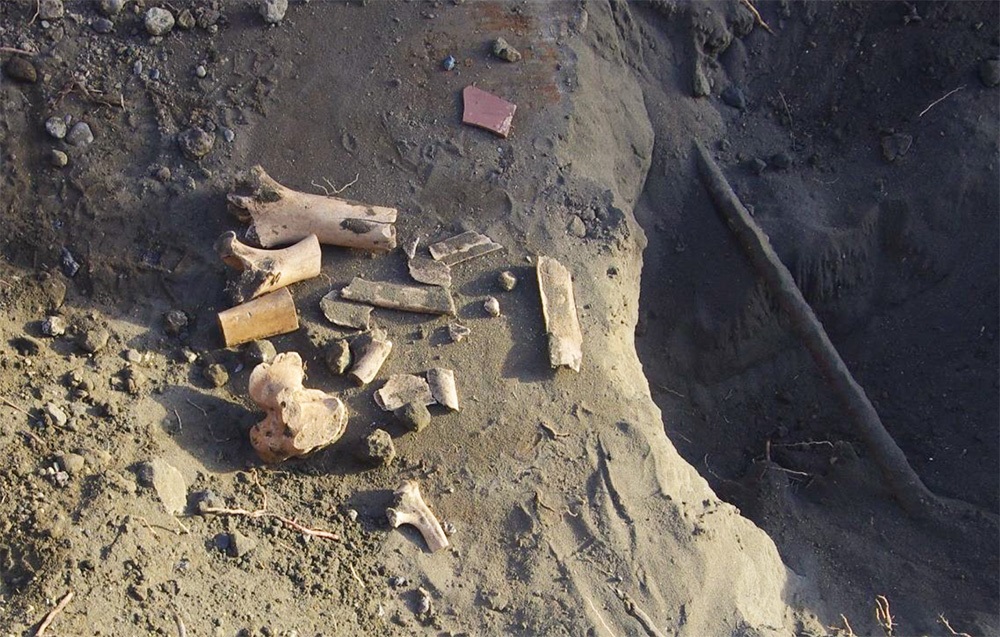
(462, 86), (516, 138)
(428, 231), (503, 266)
(537, 256), (583, 372)
(375, 374), (434, 412)
(408, 256), (452, 287)
(320, 291), (373, 329)
(341, 277), (456, 316)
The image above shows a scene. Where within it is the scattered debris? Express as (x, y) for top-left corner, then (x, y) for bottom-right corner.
(386, 480), (449, 553)
(498, 270), (517, 291)
(325, 339), (352, 374)
(492, 37), (522, 62)
(447, 322), (470, 343)
(537, 256), (583, 372)
(428, 231), (503, 265)
(375, 374), (434, 411)
(366, 429), (396, 466)
(137, 458), (187, 515)
(348, 329), (393, 386)
(408, 256), (452, 287)
(218, 287), (300, 347)
(217, 232), (321, 304)
(320, 292), (373, 330)
(228, 165), (397, 250)
(462, 85), (517, 138)
(427, 368), (459, 411)
(341, 277), (456, 316)
(259, 0), (288, 24)
(395, 402), (431, 432)
(484, 296), (501, 317)
(248, 352), (348, 463)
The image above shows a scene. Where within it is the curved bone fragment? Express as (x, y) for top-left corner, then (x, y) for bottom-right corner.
(217, 232), (322, 304)
(386, 480), (449, 553)
(348, 329), (393, 386)
(537, 256), (583, 372)
(426, 368), (459, 411)
(248, 352), (347, 463)
(227, 165), (397, 251)
(218, 287), (300, 347)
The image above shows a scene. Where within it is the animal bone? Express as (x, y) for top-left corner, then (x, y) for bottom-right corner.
(428, 231), (503, 265)
(537, 256), (583, 372)
(374, 374), (433, 412)
(340, 277), (456, 315)
(386, 480), (449, 553)
(228, 165), (397, 251)
(320, 291), (372, 330)
(426, 368), (459, 411)
(218, 287), (299, 347)
(408, 256), (452, 287)
(348, 329), (393, 386)
(248, 352), (347, 463)
(217, 232), (322, 304)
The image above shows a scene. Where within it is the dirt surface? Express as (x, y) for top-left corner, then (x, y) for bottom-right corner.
(0, 1), (997, 635)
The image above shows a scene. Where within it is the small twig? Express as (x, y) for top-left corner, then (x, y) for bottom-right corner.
(173, 612), (187, 637)
(0, 47), (35, 55)
(173, 515), (191, 535)
(611, 587), (666, 637)
(325, 173), (360, 195)
(3, 397), (34, 419)
(534, 491), (557, 512)
(35, 590), (73, 636)
(653, 383), (686, 399)
(740, 0), (775, 35)
(173, 409), (183, 432)
(830, 614), (856, 637)
(938, 614), (972, 637)
(584, 595), (618, 637)
(875, 595), (894, 637)
(539, 421), (570, 439)
(347, 563), (365, 588)
(918, 85), (965, 118)
(770, 440), (835, 450)
(28, 0), (40, 26)
(134, 516), (161, 537)
(778, 90), (793, 128)
(185, 399), (208, 416)
(310, 180), (331, 196)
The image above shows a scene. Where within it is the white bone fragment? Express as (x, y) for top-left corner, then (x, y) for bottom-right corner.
(374, 374), (434, 412)
(386, 480), (449, 553)
(348, 329), (393, 386)
(428, 231), (503, 265)
(426, 368), (459, 411)
(537, 256), (583, 372)
(217, 231), (321, 304)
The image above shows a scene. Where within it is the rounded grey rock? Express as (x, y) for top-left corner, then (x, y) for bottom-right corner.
(92, 17), (114, 33)
(57, 452), (86, 476)
(145, 7), (175, 36)
(66, 122), (94, 147)
(177, 127), (214, 160)
(97, 0), (125, 17)
(38, 0), (64, 20)
(77, 327), (110, 354)
(45, 116), (67, 139)
(242, 340), (276, 366)
(195, 64), (207, 78)
(49, 149), (69, 168)
(260, 0), (289, 24)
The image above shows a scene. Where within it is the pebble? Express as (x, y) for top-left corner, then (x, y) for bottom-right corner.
(92, 17), (114, 33)
(492, 37), (522, 63)
(221, 127), (235, 143)
(177, 127), (214, 160)
(568, 215), (587, 238)
(66, 122), (94, 147)
(748, 157), (767, 175)
(38, 0), (64, 20)
(3, 57), (38, 83)
(98, 0), (125, 17)
(242, 340), (276, 366)
(76, 326), (110, 354)
(61, 247), (80, 276)
(498, 270), (517, 291)
(227, 530), (258, 557)
(41, 274), (66, 310)
(145, 8), (175, 36)
(195, 65), (207, 78)
(395, 402), (431, 432)
(176, 8), (196, 30)
(721, 85), (747, 111)
(49, 149), (69, 168)
(163, 309), (189, 336)
(155, 165), (171, 182)
(770, 151), (792, 170)
(57, 452), (86, 476)
(979, 58), (1000, 88)
(366, 429), (396, 466)
(45, 116), (67, 139)
(259, 0), (289, 24)
(692, 64), (711, 98)
(484, 296), (501, 317)
(191, 489), (224, 514)
(41, 315), (67, 337)
(203, 363), (229, 388)
(447, 322), (470, 343)
(136, 458), (187, 515)
(325, 339), (351, 375)
(881, 132), (912, 162)
(122, 366), (148, 395)
(442, 55), (456, 71)
(44, 403), (69, 428)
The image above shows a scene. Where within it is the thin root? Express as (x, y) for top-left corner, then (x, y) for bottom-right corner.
(312, 173), (360, 196)
(938, 614), (972, 637)
(875, 595), (895, 637)
(540, 421), (570, 439)
(918, 85), (965, 118)
(739, 0), (775, 35)
(35, 590), (74, 637)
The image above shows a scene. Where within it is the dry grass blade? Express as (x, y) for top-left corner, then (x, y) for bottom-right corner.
(938, 614), (972, 637)
(875, 595), (895, 637)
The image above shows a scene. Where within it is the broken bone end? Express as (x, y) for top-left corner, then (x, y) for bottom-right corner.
(386, 480), (449, 553)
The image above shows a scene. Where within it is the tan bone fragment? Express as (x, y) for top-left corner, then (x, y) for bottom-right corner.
(217, 287), (299, 347)
(386, 480), (449, 553)
(426, 368), (459, 411)
(348, 329), (393, 386)
(428, 231), (503, 266)
(217, 232), (322, 304)
(228, 165), (397, 251)
(537, 256), (583, 372)
(248, 352), (348, 463)
(340, 277), (456, 316)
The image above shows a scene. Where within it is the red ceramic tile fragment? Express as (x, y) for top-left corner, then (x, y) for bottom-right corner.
(462, 85), (517, 138)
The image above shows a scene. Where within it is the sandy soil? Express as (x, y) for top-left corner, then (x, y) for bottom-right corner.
(0, 1), (996, 636)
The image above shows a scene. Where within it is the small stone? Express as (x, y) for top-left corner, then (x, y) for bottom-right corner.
(196, 7), (221, 29)
(66, 122), (94, 147)
(177, 127), (214, 160)
(748, 157), (767, 175)
(365, 429), (396, 466)
(145, 7), (175, 36)
(3, 57), (38, 83)
(213, 533), (231, 553)
(180, 348), (198, 363)
(442, 55), (456, 71)
(195, 65), (207, 78)
(41, 274), (66, 311)
(92, 17), (114, 33)
(447, 322), (470, 343)
(164, 310), (189, 336)
(498, 270), (517, 291)
(97, 0), (125, 17)
(721, 85), (747, 111)
(191, 489), (224, 514)
(77, 327), (110, 354)
(57, 452), (85, 476)
(692, 64), (711, 98)
(568, 215), (587, 238)
(203, 363), (229, 388)
(325, 340), (351, 375)
(227, 530), (257, 558)
(492, 37), (521, 62)
(122, 366), (148, 395)
(176, 8), (196, 30)
(38, 0), (64, 21)
(221, 127), (235, 143)
(978, 58), (1000, 88)
(395, 402), (431, 432)
(48, 149), (69, 168)
(881, 133), (912, 162)
(41, 315), (67, 337)
(259, 0), (288, 24)
(770, 151), (792, 170)
(242, 340), (276, 366)
(136, 458), (187, 515)
(45, 116), (67, 139)
(60, 247), (80, 277)
(484, 296), (501, 317)
(155, 165), (172, 182)
(125, 349), (144, 363)
(43, 403), (69, 428)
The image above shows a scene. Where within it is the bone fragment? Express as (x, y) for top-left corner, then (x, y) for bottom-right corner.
(447, 322), (470, 343)
(374, 374), (434, 412)
(428, 231), (503, 266)
(348, 329), (393, 386)
(408, 256), (452, 287)
(537, 256), (583, 372)
(341, 277), (456, 316)
(217, 232), (322, 304)
(426, 368), (459, 411)
(484, 296), (501, 317)
(248, 352), (348, 463)
(320, 291), (372, 330)
(386, 480), (449, 553)
(403, 237), (420, 260)
(227, 165), (397, 251)
(218, 288), (299, 348)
